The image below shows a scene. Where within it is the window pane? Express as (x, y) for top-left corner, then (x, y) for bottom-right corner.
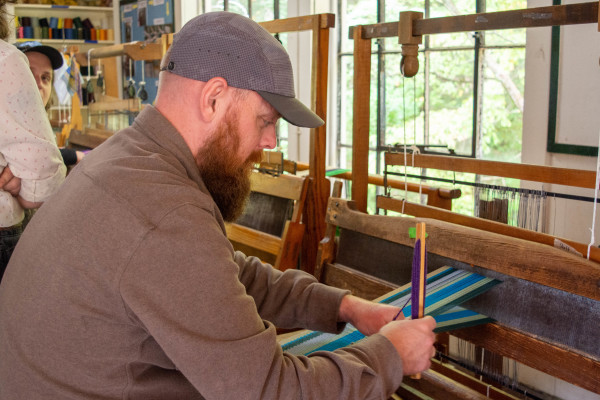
(339, 51), (379, 149)
(480, 47), (525, 161)
(430, 0), (475, 16)
(252, 0), (275, 21)
(487, 0), (526, 12)
(339, 55), (354, 147)
(383, 52), (425, 147)
(428, 50), (474, 155)
(340, 0), (378, 54)
(484, 28), (525, 46)
(208, 0), (225, 11)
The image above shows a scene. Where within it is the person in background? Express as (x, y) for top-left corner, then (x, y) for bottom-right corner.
(15, 41), (86, 167)
(0, 12), (436, 399)
(0, 0), (66, 280)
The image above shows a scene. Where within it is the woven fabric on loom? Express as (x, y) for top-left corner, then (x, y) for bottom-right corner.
(282, 267), (500, 356)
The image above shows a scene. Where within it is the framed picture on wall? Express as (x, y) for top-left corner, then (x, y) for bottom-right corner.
(547, 0), (600, 156)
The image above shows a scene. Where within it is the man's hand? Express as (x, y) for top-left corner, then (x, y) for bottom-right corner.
(0, 166), (21, 197)
(380, 316), (437, 375)
(338, 294), (403, 336)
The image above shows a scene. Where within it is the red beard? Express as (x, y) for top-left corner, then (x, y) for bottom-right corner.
(196, 109), (263, 222)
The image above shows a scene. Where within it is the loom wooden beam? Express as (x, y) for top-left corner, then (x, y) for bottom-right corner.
(386, 152), (597, 189)
(451, 323), (600, 394)
(326, 198), (600, 300)
(327, 170), (461, 210)
(349, 2), (598, 39)
(377, 196), (600, 263)
(86, 41), (162, 61)
(258, 14), (335, 274)
(314, 181), (342, 282)
(300, 15), (333, 275)
(351, 25), (372, 213)
(259, 13), (335, 33)
(320, 262), (397, 300)
(225, 224), (281, 256)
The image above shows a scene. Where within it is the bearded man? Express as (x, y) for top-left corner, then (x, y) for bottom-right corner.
(0, 12), (436, 399)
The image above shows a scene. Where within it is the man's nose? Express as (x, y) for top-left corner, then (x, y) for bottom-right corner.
(260, 127), (277, 150)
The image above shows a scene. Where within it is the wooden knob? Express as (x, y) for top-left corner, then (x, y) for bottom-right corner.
(401, 44), (419, 77)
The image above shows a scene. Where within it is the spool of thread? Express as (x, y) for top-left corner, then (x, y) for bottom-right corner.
(17, 26), (24, 39)
(41, 26), (49, 39)
(90, 28), (96, 41)
(23, 26), (33, 38)
(106, 29), (114, 41)
(77, 27), (83, 40)
(49, 17), (58, 29)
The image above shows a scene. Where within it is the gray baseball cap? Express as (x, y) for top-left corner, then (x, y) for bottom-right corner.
(162, 12), (324, 128)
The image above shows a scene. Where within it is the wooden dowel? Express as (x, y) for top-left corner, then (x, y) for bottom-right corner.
(385, 152), (596, 189)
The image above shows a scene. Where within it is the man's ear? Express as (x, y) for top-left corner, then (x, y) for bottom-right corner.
(198, 77), (229, 122)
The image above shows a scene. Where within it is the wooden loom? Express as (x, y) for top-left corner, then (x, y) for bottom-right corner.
(222, 14), (335, 272)
(329, 2), (600, 397)
(312, 197), (600, 397)
(349, 1), (599, 213)
(258, 14), (335, 274)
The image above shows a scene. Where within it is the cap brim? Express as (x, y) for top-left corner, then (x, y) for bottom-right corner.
(257, 91), (324, 128)
(20, 45), (64, 70)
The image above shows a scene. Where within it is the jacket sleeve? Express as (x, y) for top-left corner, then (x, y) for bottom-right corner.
(120, 204), (404, 400)
(234, 250), (350, 333)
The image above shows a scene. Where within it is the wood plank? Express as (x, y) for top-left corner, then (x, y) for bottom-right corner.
(88, 98), (141, 113)
(385, 152), (596, 189)
(349, 2), (598, 39)
(333, 171), (461, 199)
(326, 198), (600, 300)
(274, 221), (305, 271)
(351, 26), (372, 213)
(320, 263), (397, 300)
(224, 223), (281, 256)
(414, 2), (598, 35)
(451, 323), (600, 394)
(376, 195), (600, 263)
(302, 16), (333, 276)
(250, 173), (305, 201)
(259, 13), (335, 33)
(87, 42), (162, 61)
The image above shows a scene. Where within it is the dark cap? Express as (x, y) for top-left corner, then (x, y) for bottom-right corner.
(15, 41), (64, 70)
(163, 12), (324, 128)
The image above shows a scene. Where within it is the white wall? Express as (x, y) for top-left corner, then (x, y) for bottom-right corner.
(522, 0), (600, 245)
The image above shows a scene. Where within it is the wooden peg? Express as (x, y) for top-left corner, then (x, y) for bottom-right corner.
(398, 11), (423, 77)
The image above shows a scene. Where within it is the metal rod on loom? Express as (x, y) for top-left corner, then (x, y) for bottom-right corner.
(385, 171), (599, 203)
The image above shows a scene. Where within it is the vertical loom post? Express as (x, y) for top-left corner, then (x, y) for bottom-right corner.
(411, 222), (427, 379)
